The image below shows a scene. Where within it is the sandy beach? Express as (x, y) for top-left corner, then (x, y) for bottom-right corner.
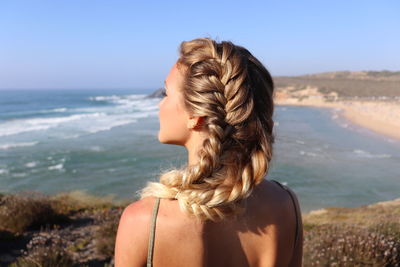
(274, 86), (400, 140)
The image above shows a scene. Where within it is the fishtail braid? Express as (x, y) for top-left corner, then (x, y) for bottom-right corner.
(141, 37), (274, 221)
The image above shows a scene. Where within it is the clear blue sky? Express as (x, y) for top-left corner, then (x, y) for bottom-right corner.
(1, 0), (399, 90)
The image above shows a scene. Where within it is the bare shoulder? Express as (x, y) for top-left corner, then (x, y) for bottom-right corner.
(250, 179), (300, 216)
(246, 179), (303, 266)
(122, 196), (157, 221)
(262, 179), (301, 229)
(114, 196), (158, 267)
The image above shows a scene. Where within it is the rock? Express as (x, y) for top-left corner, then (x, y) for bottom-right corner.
(146, 88), (164, 98)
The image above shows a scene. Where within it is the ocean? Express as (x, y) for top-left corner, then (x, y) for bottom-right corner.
(1, 89), (399, 213)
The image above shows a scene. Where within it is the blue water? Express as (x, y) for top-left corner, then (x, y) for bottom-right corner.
(1, 89), (399, 212)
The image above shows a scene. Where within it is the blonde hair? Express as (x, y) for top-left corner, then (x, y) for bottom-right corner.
(141, 37), (275, 221)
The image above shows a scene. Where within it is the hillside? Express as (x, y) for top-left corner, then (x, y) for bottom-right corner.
(1, 192), (399, 266)
(274, 70), (400, 99)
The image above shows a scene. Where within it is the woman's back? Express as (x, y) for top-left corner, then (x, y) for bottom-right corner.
(116, 179), (302, 267)
(115, 37), (303, 266)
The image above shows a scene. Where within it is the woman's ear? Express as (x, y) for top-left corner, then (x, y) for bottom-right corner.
(187, 116), (205, 130)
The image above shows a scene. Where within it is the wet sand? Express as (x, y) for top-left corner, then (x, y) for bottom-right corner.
(274, 88), (400, 140)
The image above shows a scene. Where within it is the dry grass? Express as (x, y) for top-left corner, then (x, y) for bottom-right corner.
(2, 190), (399, 266)
(275, 70), (400, 98)
(0, 192), (71, 234)
(1, 191), (123, 266)
(9, 232), (76, 267)
(94, 208), (123, 258)
(51, 190), (125, 214)
(304, 224), (399, 266)
(303, 200), (400, 266)
(305, 201), (400, 225)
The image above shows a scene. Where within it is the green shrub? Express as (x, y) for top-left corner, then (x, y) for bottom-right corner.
(0, 193), (70, 234)
(0, 229), (17, 242)
(51, 191), (122, 215)
(94, 208), (123, 258)
(9, 233), (75, 267)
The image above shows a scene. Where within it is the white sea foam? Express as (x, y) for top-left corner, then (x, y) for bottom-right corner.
(25, 161), (38, 168)
(77, 108), (156, 135)
(353, 149), (391, 159)
(85, 119), (138, 134)
(38, 107), (68, 113)
(296, 140), (305, 144)
(89, 94), (159, 113)
(0, 169), (9, 175)
(300, 150), (319, 157)
(88, 146), (104, 152)
(48, 163), (64, 170)
(0, 124), (52, 137)
(0, 141), (39, 150)
(52, 108), (67, 112)
(1, 93), (159, 140)
(28, 113), (105, 125)
(386, 138), (398, 144)
(12, 173), (27, 177)
(89, 94), (146, 103)
(0, 113), (106, 137)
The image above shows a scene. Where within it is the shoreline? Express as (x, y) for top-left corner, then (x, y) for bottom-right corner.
(274, 97), (400, 141)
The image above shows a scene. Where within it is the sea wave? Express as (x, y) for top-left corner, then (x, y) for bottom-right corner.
(85, 119), (138, 134)
(0, 113), (106, 137)
(88, 146), (105, 152)
(89, 94), (146, 103)
(12, 172), (27, 177)
(1, 93), (160, 139)
(25, 161), (38, 168)
(299, 150), (320, 157)
(0, 141), (39, 150)
(88, 94), (159, 112)
(38, 107), (68, 113)
(353, 149), (391, 159)
(48, 163), (64, 171)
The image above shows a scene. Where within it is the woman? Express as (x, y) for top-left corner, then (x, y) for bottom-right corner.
(115, 37), (303, 267)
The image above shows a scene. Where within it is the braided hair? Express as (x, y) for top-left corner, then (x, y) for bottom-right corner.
(141, 37), (275, 221)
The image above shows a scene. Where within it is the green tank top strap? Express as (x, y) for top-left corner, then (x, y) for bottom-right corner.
(147, 197), (160, 267)
(270, 179), (301, 251)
